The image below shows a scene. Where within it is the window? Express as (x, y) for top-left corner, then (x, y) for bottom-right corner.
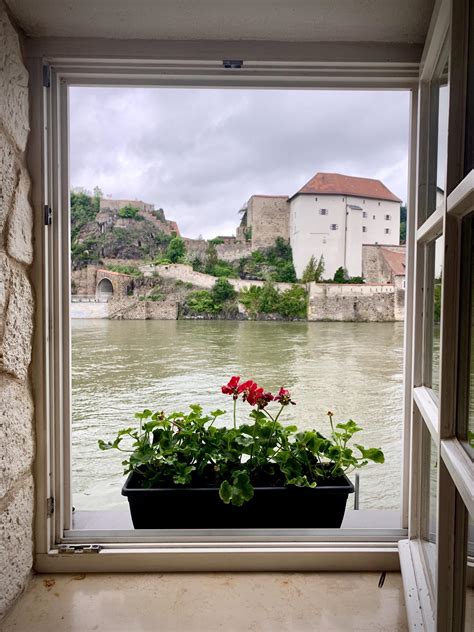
(315, 197), (318, 201)
(378, 202), (381, 206)
(384, 228), (391, 234)
(373, 215), (376, 219)
(319, 208), (328, 215)
(330, 224), (338, 230)
(362, 226), (367, 233)
(385, 214), (391, 220)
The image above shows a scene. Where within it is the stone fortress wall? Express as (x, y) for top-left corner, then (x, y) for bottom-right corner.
(0, 7), (35, 617)
(308, 283), (404, 322)
(237, 195), (290, 250)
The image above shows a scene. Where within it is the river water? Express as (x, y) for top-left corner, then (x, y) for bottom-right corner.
(72, 320), (405, 512)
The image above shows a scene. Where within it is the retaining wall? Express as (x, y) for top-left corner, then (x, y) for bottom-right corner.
(308, 283), (404, 322)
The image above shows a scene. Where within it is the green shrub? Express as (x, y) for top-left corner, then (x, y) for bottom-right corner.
(209, 237), (225, 245)
(106, 263), (141, 276)
(117, 204), (144, 220)
(166, 236), (186, 263)
(211, 278), (236, 304)
(187, 290), (218, 313)
(277, 286), (308, 318)
(239, 283), (307, 319)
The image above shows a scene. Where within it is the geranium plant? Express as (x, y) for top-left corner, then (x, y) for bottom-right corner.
(99, 377), (384, 507)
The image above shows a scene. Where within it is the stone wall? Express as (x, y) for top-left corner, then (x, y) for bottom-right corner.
(362, 244), (406, 284)
(308, 283), (402, 322)
(183, 237), (252, 263)
(0, 5), (35, 618)
(108, 296), (178, 320)
(246, 195), (290, 249)
(145, 264), (296, 293)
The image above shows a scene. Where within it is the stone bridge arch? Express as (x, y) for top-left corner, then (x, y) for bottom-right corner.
(97, 277), (114, 299)
(96, 269), (134, 300)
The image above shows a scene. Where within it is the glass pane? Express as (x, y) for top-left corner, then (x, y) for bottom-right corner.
(424, 236), (443, 393)
(425, 52), (449, 219)
(458, 213), (474, 458)
(421, 430), (438, 590)
(436, 62), (449, 194)
(465, 513), (473, 631)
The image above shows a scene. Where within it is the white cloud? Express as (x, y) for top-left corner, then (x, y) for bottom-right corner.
(70, 87), (410, 238)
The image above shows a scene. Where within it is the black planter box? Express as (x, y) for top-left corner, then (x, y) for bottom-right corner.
(122, 471), (354, 529)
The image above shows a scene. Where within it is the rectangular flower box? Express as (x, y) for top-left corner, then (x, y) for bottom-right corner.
(122, 471), (354, 529)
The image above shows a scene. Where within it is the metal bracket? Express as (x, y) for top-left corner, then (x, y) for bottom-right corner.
(42, 64), (51, 88)
(223, 60), (243, 69)
(58, 544), (103, 555)
(44, 205), (52, 226)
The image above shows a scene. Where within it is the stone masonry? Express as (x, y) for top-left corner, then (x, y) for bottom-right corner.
(238, 195), (290, 250)
(0, 5), (35, 618)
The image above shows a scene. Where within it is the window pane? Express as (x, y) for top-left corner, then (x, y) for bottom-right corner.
(458, 213), (474, 458)
(424, 236), (443, 393)
(465, 513), (473, 631)
(425, 51), (449, 219)
(421, 431), (438, 590)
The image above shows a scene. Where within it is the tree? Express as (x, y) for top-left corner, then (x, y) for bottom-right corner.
(301, 254), (325, 283)
(166, 236), (186, 263)
(400, 205), (407, 244)
(204, 242), (218, 274)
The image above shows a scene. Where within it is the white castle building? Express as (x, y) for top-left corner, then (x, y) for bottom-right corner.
(289, 173), (402, 279)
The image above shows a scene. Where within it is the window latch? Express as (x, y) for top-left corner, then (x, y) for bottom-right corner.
(44, 205), (52, 226)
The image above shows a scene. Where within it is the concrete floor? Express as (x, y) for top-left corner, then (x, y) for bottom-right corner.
(1, 572), (407, 632)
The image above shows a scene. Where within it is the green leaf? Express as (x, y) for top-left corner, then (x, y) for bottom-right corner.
(355, 445), (385, 463)
(219, 470), (254, 507)
(211, 409), (226, 418)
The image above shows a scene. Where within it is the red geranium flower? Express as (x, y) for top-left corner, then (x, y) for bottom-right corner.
(221, 376), (241, 399)
(274, 387), (296, 406)
(247, 386), (274, 409)
(237, 380), (257, 401)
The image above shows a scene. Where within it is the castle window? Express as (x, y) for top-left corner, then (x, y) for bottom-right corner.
(319, 208), (328, 215)
(373, 215), (376, 219)
(384, 228), (391, 234)
(362, 211), (367, 218)
(330, 224), (338, 230)
(378, 202), (381, 206)
(362, 226), (367, 232)
(315, 197), (318, 201)
(384, 214), (391, 220)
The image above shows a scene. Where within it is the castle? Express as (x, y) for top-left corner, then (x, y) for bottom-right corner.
(237, 172), (402, 279)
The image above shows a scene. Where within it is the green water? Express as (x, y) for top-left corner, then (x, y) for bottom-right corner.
(72, 319), (405, 512)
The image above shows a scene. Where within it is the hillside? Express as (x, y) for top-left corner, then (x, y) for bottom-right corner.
(70, 191), (178, 269)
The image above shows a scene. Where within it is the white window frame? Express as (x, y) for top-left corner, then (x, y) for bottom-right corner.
(27, 44), (421, 574)
(397, 0), (474, 630)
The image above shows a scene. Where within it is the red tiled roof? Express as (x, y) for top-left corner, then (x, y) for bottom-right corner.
(380, 248), (405, 276)
(291, 172), (401, 202)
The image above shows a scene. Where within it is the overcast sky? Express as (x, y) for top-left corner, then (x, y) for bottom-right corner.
(70, 88), (410, 239)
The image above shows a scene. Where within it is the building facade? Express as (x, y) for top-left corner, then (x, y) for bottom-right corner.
(289, 173), (402, 278)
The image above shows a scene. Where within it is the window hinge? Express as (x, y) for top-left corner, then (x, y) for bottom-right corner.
(47, 496), (55, 515)
(42, 64), (51, 88)
(44, 205), (52, 226)
(58, 544), (103, 555)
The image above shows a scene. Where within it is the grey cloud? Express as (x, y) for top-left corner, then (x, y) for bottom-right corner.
(70, 87), (410, 238)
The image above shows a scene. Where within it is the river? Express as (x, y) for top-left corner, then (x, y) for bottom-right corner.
(72, 319), (405, 513)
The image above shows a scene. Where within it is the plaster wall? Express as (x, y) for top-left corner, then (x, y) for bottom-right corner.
(290, 194), (400, 279)
(0, 5), (35, 618)
(362, 244), (406, 283)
